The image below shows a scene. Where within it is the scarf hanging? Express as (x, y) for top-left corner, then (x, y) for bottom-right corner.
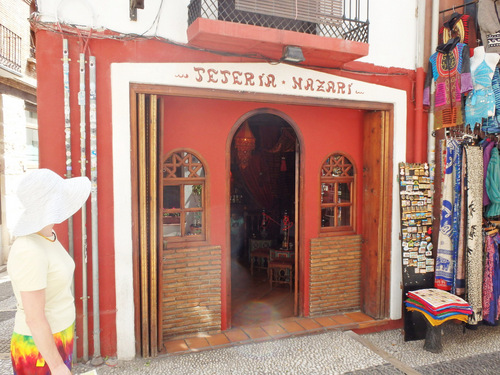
(436, 139), (459, 290)
(486, 147), (500, 217)
(465, 145), (484, 325)
(455, 148), (467, 296)
(482, 234), (499, 324)
(451, 142), (462, 294)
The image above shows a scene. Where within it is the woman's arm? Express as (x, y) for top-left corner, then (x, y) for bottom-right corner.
(20, 289), (71, 375)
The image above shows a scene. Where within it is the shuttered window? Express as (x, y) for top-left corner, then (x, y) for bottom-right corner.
(235, 0), (343, 25)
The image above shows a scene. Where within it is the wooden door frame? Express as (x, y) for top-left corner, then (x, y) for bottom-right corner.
(129, 83), (394, 349)
(361, 110), (393, 319)
(225, 108), (303, 327)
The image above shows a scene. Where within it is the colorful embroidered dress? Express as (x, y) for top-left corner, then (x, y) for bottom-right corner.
(424, 37), (473, 130)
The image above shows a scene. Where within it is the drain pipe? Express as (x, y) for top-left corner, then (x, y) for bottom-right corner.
(62, 38), (77, 360)
(427, 0), (440, 165)
(89, 55), (103, 365)
(78, 52), (89, 362)
(414, 0), (426, 163)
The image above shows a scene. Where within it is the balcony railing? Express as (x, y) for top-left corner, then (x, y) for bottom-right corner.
(0, 24), (22, 73)
(188, 0), (369, 43)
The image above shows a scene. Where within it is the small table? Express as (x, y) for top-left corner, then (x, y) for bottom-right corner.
(268, 249), (294, 292)
(250, 248), (270, 275)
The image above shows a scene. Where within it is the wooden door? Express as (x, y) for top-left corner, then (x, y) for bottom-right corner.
(361, 110), (393, 319)
(131, 93), (163, 357)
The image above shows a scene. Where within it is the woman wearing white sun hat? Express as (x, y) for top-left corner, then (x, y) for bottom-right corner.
(7, 169), (90, 375)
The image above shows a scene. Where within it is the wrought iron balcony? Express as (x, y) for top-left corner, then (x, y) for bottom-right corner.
(0, 24), (22, 73)
(188, 0), (369, 43)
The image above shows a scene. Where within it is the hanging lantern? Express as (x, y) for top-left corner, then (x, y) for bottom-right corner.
(234, 121), (255, 169)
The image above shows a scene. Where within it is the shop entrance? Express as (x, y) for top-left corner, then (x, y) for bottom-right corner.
(128, 84), (394, 356)
(229, 112), (299, 326)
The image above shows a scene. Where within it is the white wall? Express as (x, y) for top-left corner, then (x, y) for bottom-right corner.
(38, 0), (417, 70)
(0, 95), (30, 264)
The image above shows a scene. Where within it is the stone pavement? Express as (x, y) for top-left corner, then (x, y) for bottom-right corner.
(2, 268), (500, 374)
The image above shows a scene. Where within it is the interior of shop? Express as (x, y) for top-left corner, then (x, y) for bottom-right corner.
(230, 113), (297, 326)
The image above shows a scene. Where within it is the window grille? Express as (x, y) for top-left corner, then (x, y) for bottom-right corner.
(0, 25), (22, 73)
(188, 0), (369, 42)
(320, 153), (355, 232)
(162, 151), (206, 241)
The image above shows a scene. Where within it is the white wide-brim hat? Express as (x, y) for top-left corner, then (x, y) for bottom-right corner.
(12, 169), (91, 236)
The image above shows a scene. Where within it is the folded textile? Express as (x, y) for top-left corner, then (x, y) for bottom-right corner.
(405, 302), (471, 319)
(405, 298), (472, 315)
(406, 307), (470, 326)
(407, 288), (472, 313)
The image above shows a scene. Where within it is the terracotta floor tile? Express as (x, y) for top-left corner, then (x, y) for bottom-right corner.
(185, 337), (210, 350)
(206, 333), (230, 347)
(314, 316), (338, 328)
(345, 311), (373, 323)
(164, 339), (189, 354)
(278, 320), (305, 333)
(261, 323), (287, 337)
(295, 318), (322, 330)
(225, 328), (250, 343)
(330, 314), (355, 325)
(242, 326), (271, 339)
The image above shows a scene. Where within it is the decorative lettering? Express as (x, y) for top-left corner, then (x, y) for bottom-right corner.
(189, 67), (357, 96)
(263, 74), (277, 88)
(326, 81), (336, 93)
(316, 80), (325, 92)
(337, 82), (346, 94)
(304, 78), (314, 91)
(220, 70), (231, 84)
(194, 67), (205, 82)
(233, 71), (243, 85)
(292, 77), (302, 90)
(244, 72), (255, 86)
(207, 69), (218, 83)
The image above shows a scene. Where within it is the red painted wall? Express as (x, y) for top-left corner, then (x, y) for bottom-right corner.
(162, 96), (364, 321)
(35, 28), (421, 356)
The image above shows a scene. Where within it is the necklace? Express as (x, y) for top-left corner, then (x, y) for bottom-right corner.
(36, 231), (57, 242)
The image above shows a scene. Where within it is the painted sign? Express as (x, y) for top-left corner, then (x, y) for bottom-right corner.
(183, 66), (357, 96)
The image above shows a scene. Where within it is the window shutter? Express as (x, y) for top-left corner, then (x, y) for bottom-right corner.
(235, 0), (343, 25)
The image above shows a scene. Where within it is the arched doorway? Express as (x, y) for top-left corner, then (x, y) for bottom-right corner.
(229, 112), (299, 327)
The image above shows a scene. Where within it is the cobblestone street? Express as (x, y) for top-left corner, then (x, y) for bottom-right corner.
(2, 268), (500, 375)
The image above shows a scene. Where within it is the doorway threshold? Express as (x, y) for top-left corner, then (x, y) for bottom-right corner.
(162, 312), (397, 356)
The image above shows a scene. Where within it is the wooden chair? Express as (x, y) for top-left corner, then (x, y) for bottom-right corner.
(268, 249), (294, 292)
(250, 247), (270, 275)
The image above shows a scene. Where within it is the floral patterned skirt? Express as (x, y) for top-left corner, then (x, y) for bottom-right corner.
(10, 324), (74, 375)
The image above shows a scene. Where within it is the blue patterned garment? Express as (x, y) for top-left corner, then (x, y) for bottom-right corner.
(436, 139), (460, 290)
(465, 60), (495, 128)
(482, 67), (500, 133)
(451, 143), (462, 294)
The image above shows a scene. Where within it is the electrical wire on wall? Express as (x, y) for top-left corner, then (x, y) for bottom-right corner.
(31, 15), (411, 78)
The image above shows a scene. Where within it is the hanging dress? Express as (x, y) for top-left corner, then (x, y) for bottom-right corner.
(464, 47), (498, 129)
(482, 67), (500, 134)
(483, 139), (495, 206)
(486, 147), (500, 218)
(424, 37), (472, 130)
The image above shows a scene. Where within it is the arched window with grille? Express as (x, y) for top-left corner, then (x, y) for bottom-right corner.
(162, 150), (206, 242)
(320, 153), (356, 233)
